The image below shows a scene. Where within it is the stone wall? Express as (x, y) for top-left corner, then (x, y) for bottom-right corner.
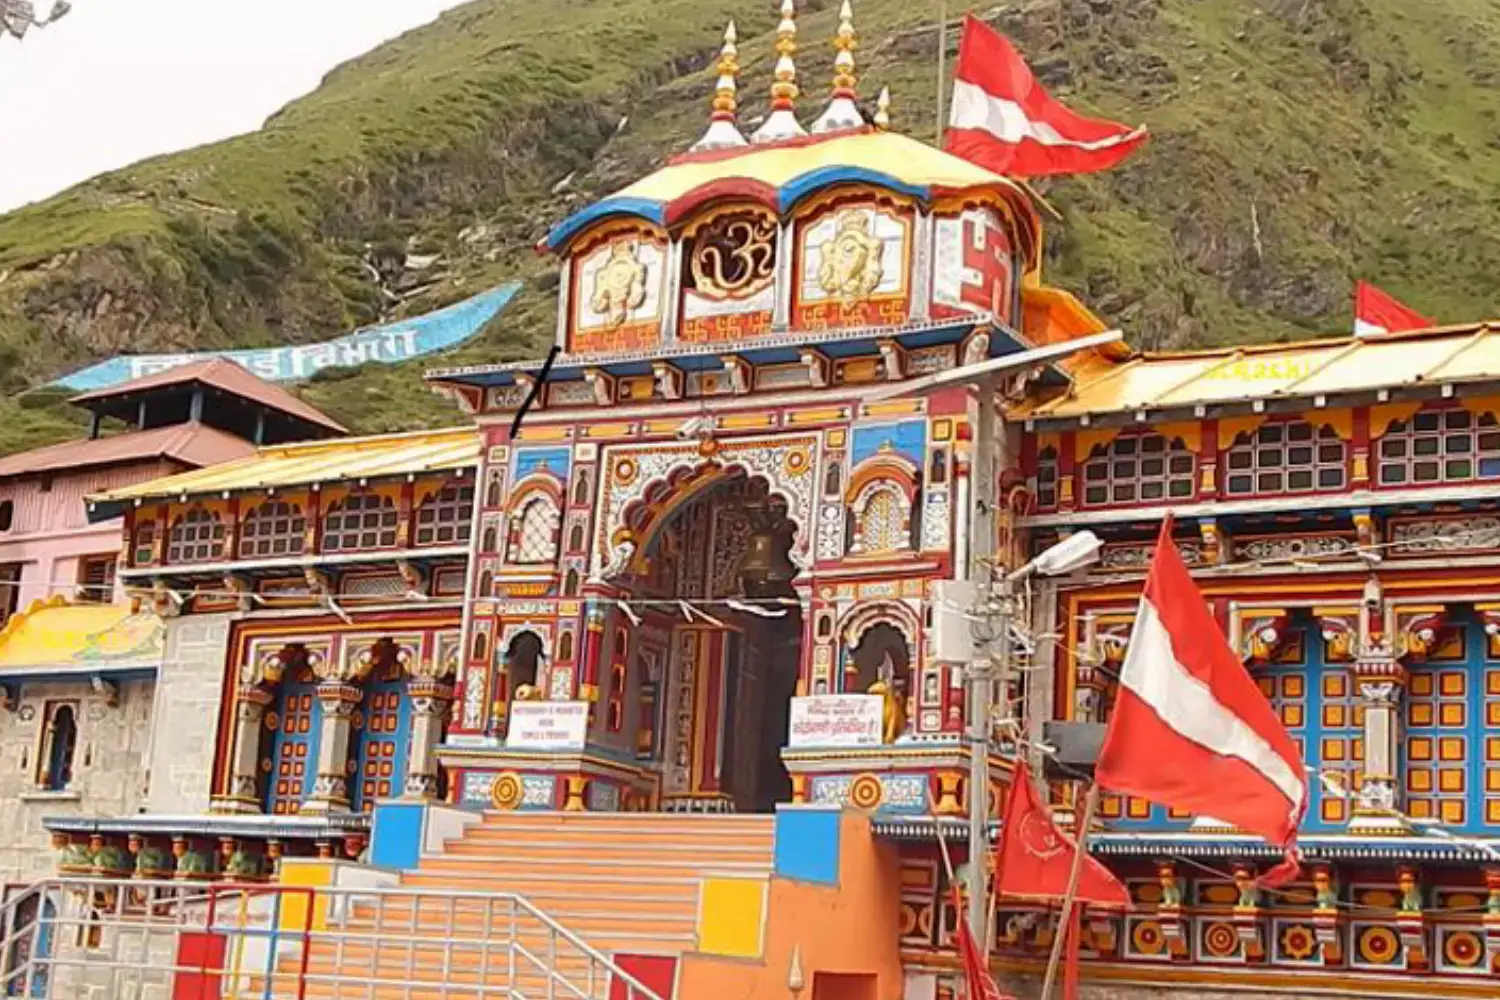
(144, 613), (235, 814)
(0, 677), (155, 883)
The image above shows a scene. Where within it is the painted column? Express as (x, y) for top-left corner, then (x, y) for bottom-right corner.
(215, 686), (274, 814)
(1348, 586), (1406, 834)
(403, 678), (455, 800)
(579, 601), (608, 704)
(299, 682), (362, 815)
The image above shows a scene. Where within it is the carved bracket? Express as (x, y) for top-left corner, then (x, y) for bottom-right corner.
(583, 368), (615, 406)
(223, 573), (253, 613)
(1199, 519), (1227, 566)
(799, 348), (830, 389)
(652, 362), (684, 400)
(1313, 607), (1359, 664)
(877, 338), (907, 381)
(719, 354), (752, 394)
(1395, 606), (1449, 663)
(1237, 610), (1291, 666)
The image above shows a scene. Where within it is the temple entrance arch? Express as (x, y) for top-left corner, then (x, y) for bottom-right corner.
(599, 458), (808, 813)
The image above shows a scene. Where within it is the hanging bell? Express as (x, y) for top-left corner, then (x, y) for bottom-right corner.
(738, 519), (797, 598)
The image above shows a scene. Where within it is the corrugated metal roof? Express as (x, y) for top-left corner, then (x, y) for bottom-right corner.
(89, 426), (480, 505)
(71, 358), (346, 434)
(1016, 322), (1500, 421)
(0, 423), (256, 480)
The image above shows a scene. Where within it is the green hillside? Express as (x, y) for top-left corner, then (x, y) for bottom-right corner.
(2, 0), (1498, 455)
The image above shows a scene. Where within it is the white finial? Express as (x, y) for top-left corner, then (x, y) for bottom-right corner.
(752, 0), (807, 143)
(873, 86), (891, 130)
(691, 20), (748, 151)
(812, 0), (864, 133)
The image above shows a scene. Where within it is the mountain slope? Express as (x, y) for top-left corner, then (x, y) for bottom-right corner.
(2, 0), (1498, 455)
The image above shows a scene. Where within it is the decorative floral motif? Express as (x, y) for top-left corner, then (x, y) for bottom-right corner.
(522, 775), (556, 808)
(1356, 925), (1400, 966)
(1391, 515), (1500, 553)
(1234, 535), (1352, 563)
(1277, 923), (1318, 962)
(1442, 928), (1484, 969)
(1201, 921), (1240, 959)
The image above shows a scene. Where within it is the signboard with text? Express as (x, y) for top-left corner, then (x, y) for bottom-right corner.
(787, 695), (883, 748)
(505, 700), (590, 750)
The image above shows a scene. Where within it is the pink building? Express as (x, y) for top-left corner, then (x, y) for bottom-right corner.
(0, 360), (345, 621)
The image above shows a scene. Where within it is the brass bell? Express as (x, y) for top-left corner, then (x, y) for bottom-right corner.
(738, 506), (796, 598)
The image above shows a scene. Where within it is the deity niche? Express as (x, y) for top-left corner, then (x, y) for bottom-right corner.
(817, 210), (885, 305)
(689, 213), (777, 300)
(589, 240), (649, 328)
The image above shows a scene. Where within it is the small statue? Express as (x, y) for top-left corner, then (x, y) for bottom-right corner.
(1399, 868), (1422, 913)
(589, 241), (648, 328)
(514, 684), (543, 702)
(817, 211), (884, 305)
(868, 680), (904, 744)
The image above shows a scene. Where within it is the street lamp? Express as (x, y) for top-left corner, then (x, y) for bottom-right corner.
(1, 1), (69, 41)
(965, 529), (1102, 947)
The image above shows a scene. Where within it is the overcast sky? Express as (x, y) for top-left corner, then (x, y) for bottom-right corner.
(0, 0), (469, 213)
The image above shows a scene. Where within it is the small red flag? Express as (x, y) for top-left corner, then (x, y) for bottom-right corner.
(950, 885), (1011, 1000)
(1354, 280), (1433, 336)
(945, 15), (1148, 178)
(993, 767), (1129, 907)
(1095, 517), (1308, 885)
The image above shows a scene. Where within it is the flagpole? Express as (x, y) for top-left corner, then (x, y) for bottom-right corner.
(935, 0), (948, 145)
(1039, 782), (1100, 1000)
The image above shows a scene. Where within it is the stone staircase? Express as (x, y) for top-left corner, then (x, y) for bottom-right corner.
(259, 811), (776, 999)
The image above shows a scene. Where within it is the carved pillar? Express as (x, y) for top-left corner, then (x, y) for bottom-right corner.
(404, 677), (455, 800)
(299, 682), (362, 815)
(1347, 581), (1408, 834)
(215, 686), (274, 814)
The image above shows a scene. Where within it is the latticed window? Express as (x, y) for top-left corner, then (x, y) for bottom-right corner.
(1033, 446), (1059, 509)
(168, 507), (225, 564)
(415, 482), (475, 547)
(1378, 409), (1500, 486)
(1082, 435), (1194, 506)
(513, 498), (560, 564)
(323, 492), (399, 552)
(1225, 421), (1345, 496)
(239, 501), (306, 558)
(132, 521), (156, 566)
(861, 487), (905, 553)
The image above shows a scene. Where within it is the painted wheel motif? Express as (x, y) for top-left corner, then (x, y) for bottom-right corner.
(1131, 921), (1165, 956)
(1357, 925), (1400, 965)
(1444, 929), (1484, 969)
(491, 772), (524, 810)
(785, 449), (809, 476)
(263, 712), (280, 731)
(614, 458), (638, 486)
(1278, 923), (1317, 961)
(1202, 921), (1239, 959)
(898, 902), (917, 936)
(848, 773), (884, 810)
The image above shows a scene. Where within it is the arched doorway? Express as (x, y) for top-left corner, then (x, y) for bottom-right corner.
(614, 468), (804, 813)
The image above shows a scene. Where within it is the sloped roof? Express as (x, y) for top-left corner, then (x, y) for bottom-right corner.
(1015, 322), (1500, 422)
(89, 426), (480, 509)
(0, 422), (256, 481)
(70, 358), (346, 434)
(0, 598), (164, 675)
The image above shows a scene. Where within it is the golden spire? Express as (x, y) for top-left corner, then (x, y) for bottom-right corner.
(874, 86), (891, 130)
(752, 0), (807, 143)
(812, 0), (864, 133)
(691, 21), (748, 151)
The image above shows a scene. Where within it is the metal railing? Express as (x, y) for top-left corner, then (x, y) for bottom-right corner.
(0, 876), (666, 1000)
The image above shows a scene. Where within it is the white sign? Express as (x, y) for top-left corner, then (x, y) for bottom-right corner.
(787, 695), (883, 748)
(506, 701), (589, 750)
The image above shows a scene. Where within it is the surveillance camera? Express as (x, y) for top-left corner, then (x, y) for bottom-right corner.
(676, 416), (713, 440)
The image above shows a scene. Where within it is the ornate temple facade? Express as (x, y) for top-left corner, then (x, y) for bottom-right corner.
(22, 4), (1500, 998)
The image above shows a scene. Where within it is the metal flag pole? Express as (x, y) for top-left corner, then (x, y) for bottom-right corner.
(935, 0), (948, 145)
(1039, 782), (1101, 1000)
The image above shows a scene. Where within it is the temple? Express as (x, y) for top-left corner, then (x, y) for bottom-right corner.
(6, 4), (1500, 999)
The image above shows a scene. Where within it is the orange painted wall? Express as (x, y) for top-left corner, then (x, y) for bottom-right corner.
(677, 811), (905, 1000)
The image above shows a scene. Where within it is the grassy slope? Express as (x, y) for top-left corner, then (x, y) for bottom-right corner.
(1, 0), (1498, 455)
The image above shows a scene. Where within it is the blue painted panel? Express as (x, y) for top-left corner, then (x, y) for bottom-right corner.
(777, 167), (929, 214)
(267, 668), (322, 815)
(851, 420), (926, 466)
(773, 806), (841, 886)
(546, 197), (667, 251)
(351, 667), (412, 813)
(52, 283), (521, 391)
(513, 447), (572, 483)
(369, 802), (426, 870)
(1402, 610), (1491, 835)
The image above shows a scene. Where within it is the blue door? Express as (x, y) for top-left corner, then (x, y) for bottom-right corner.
(351, 663), (412, 812)
(266, 665), (322, 815)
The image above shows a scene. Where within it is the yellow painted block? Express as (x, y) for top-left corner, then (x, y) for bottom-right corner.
(720, 413), (776, 430)
(697, 876), (767, 959)
(789, 408), (847, 426)
(864, 400), (923, 417)
(584, 423), (634, 439)
(277, 859), (336, 932)
(517, 425), (571, 441)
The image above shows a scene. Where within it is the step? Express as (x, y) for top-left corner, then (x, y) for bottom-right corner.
(401, 871), (708, 894)
(458, 824), (775, 844)
(355, 891), (697, 918)
(339, 908), (695, 938)
(417, 856), (770, 878)
(441, 836), (775, 857)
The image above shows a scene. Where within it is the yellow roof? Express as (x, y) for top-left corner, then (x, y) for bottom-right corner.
(90, 426), (480, 506)
(0, 599), (164, 673)
(1017, 323), (1500, 421)
(616, 130), (1014, 203)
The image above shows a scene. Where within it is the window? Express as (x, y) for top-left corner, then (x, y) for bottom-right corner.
(477, 570), (493, 598)
(1378, 409), (1500, 486)
(1082, 434), (1195, 506)
(513, 497), (560, 564)
(167, 507), (226, 564)
(856, 485), (906, 554)
(1224, 421), (1345, 496)
(323, 492), (398, 552)
(0, 500), (12, 532)
(76, 556), (117, 604)
(132, 521), (157, 567)
(568, 523), (586, 552)
(239, 500), (306, 558)
(415, 482), (475, 547)
(485, 471), (503, 509)
(1033, 446), (1059, 509)
(38, 702), (78, 791)
(0, 563), (19, 627)
(481, 523), (499, 553)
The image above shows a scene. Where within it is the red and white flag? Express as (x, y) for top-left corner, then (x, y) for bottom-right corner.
(994, 767), (1128, 907)
(1095, 517), (1307, 884)
(950, 883), (1012, 1000)
(944, 15), (1148, 178)
(1355, 280), (1433, 337)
